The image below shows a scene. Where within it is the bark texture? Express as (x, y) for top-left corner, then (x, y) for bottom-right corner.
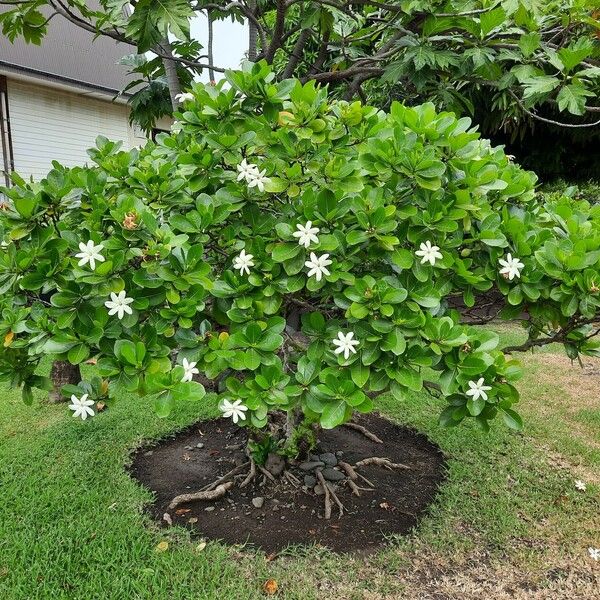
(49, 360), (81, 403)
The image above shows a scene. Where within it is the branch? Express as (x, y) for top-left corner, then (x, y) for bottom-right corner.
(508, 90), (600, 129)
(503, 318), (600, 354)
(282, 28), (312, 79)
(265, 0), (286, 63)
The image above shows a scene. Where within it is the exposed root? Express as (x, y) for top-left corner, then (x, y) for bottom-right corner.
(239, 458), (256, 488)
(283, 470), (301, 487)
(356, 472), (375, 488)
(316, 471), (345, 518)
(168, 481), (234, 511)
(200, 461), (250, 492)
(316, 471), (332, 519)
(343, 422), (384, 444)
(347, 479), (361, 497)
(257, 463), (276, 482)
(338, 461), (358, 480)
(355, 456), (410, 471)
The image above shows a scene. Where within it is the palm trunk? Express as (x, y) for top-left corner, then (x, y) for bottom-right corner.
(248, 0), (258, 60)
(49, 360), (81, 403)
(207, 11), (216, 83)
(158, 39), (182, 110)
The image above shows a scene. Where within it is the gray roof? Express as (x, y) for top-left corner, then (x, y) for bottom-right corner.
(0, 4), (134, 95)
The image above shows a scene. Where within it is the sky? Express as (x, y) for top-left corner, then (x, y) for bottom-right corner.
(189, 15), (248, 81)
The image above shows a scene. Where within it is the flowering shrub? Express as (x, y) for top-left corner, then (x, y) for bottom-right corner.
(0, 62), (598, 443)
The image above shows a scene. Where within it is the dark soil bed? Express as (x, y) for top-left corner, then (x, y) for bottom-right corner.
(130, 413), (446, 553)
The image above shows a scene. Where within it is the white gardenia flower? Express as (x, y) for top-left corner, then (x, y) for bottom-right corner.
(332, 331), (360, 360)
(181, 357), (200, 383)
(247, 169), (271, 192)
(68, 394), (95, 421)
(233, 249), (255, 276)
(75, 240), (105, 271)
(499, 253), (525, 281)
(220, 398), (248, 424)
(305, 252), (332, 281)
(415, 240), (443, 266)
(104, 291), (134, 320)
(466, 378), (492, 402)
(589, 547), (600, 561)
(575, 480), (587, 492)
(292, 221), (320, 248)
(174, 92), (194, 103)
(236, 158), (260, 183)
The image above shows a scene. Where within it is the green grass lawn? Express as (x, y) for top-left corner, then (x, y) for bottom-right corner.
(0, 326), (599, 599)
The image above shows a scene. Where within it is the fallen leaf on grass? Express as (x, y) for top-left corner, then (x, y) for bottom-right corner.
(263, 579), (278, 595)
(3, 331), (14, 347)
(195, 541), (207, 552)
(154, 541), (169, 553)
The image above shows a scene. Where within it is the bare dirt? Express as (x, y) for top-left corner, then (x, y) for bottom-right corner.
(130, 413), (446, 553)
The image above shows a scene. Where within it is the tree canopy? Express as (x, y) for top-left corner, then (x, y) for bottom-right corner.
(1, 64), (599, 443)
(1, 1), (599, 134)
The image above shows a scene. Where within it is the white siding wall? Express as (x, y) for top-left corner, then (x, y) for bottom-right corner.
(6, 79), (150, 180)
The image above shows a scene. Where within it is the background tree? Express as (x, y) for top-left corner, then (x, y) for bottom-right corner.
(0, 65), (599, 513)
(1, 1), (598, 147)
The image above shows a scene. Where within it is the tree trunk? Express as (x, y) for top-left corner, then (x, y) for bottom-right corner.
(207, 11), (216, 83)
(158, 39), (183, 110)
(49, 361), (81, 404)
(248, 0), (258, 60)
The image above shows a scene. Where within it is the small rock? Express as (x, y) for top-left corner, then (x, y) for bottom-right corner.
(144, 451), (153, 456)
(299, 461), (325, 471)
(309, 453), (321, 462)
(314, 484), (324, 495)
(265, 453), (286, 477)
(319, 452), (337, 466)
(304, 475), (317, 488)
(251, 497), (265, 509)
(335, 451), (343, 458)
(322, 467), (345, 482)
(196, 443), (204, 449)
(204, 506), (215, 512)
(184, 445), (193, 451)
(280, 516), (286, 520)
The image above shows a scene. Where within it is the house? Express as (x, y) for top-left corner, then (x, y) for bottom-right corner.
(0, 8), (170, 185)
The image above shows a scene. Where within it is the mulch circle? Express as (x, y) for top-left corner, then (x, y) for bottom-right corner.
(129, 413), (446, 554)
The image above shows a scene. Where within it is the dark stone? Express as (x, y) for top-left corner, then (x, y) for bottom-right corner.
(319, 452), (337, 466)
(322, 467), (345, 482)
(299, 461), (325, 471)
(265, 453), (285, 476)
(303, 475), (316, 488)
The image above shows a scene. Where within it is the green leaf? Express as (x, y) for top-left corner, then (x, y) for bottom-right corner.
(114, 340), (138, 366)
(154, 392), (174, 418)
(518, 32), (540, 58)
(350, 362), (370, 388)
(501, 407), (523, 431)
(271, 243), (301, 262)
(467, 396), (485, 416)
(67, 344), (89, 365)
(480, 7), (506, 35)
(320, 399), (348, 429)
(22, 385), (34, 406)
(171, 381), (206, 402)
(396, 367), (422, 391)
(556, 84), (593, 116)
